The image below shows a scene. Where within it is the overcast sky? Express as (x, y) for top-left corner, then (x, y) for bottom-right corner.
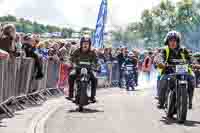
(0, 0), (179, 30)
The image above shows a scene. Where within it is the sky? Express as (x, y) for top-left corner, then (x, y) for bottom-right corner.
(0, 0), (180, 30)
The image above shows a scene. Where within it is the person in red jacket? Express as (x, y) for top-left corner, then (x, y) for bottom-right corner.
(142, 52), (153, 81)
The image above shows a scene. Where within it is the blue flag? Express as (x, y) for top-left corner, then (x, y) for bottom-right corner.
(93, 0), (107, 48)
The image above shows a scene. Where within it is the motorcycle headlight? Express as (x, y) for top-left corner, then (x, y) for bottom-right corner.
(81, 68), (88, 75)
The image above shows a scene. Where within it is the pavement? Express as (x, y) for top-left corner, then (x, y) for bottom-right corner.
(1, 84), (200, 133)
(0, 97), (65, 133)
(44, 87), (200, 133)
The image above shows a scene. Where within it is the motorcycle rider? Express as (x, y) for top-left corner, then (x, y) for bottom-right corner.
(122, 52), (138, 86)
(117, 46), (128, 88)
(67, 36), (98, 103)
(157, 31), (195, 109)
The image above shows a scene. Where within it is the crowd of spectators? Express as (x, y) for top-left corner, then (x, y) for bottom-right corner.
(1, 24), (199, 88)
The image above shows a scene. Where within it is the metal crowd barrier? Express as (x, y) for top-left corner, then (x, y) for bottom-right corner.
(17, 58), (34, 96)
(0, 59), (6, 104)
(111, 60), (120, 87)
(29, 60), (48, 94)
(46, 61), (63, 96)
(97, 59), (109, 88)
(96, 59), (121, 88)
(46, 60), (60, 89)
(0, 56), (124, 117)
(0, 58), (51, 117)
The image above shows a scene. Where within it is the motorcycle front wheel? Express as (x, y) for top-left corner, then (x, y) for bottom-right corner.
(166, 90), (176, 118)
(177, 86), (188, 123)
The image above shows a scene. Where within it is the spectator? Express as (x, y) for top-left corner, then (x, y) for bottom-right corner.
(0, 24), (16, 58)
(48, 47), (59, 62)
(22, 35), (44, 80)
(15, 33), (24, 57)
(104, 48), (112, 62)
(142, 51), (153, 81)
(58, 42), (72, 63)
(117, 47), (127, 88)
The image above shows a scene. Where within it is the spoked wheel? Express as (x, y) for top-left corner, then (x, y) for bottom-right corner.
(177, 87), (188, 124)
(159, 87), (168, 108)
(165, 91), (176, 118)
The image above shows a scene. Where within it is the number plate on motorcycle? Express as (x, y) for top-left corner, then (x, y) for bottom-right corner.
(176, 65), (188, 73)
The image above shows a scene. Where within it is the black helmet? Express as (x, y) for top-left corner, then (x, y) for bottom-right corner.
(80, 36), (92, 48)
(164, 31), (181, 46)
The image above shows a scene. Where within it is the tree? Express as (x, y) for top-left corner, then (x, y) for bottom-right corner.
(0, 15), (17, 22)
(6, 15), (17, 22)
(112, 0), (200, 50)
(15, 23), (23, 32)
(46, 25), (61, 33)
(61, 28), (74, 38)
(140, 9), (154, 47)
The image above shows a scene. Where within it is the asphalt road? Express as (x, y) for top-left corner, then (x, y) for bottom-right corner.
(44, 86), (200, 133)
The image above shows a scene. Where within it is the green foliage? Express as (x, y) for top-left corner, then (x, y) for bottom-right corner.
(0, 15), (17, 22)
(61, 28), (74, 38)
(112, 0), (200, 49)
(0, 15), (75, 38)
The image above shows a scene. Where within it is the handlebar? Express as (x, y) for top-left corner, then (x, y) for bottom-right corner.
(167, 73), (191, 77)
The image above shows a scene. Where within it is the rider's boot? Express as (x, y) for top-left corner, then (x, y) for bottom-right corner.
(189, 94), (193, 109)
(90, 97), (97, 103)
(66, 94), (73, 101)
(90, 77), (97, 103)
(188, 85), (194, 109)
(66, 80), (74, 101)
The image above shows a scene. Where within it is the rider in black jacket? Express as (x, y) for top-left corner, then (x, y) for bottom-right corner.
(157, 31), (195, 109)
(67, 36), (98, 103)
(117, 47), (128, 88)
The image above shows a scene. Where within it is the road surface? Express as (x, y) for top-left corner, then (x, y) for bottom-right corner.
(44, 86), (200, 133)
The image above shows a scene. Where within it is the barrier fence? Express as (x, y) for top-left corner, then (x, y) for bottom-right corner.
(0, 57), (120, 118)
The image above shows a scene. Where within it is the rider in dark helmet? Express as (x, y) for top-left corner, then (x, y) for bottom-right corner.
(67, 36), (98, 103)
(122, 52), (138, 86)
(157, 31), (195, 109)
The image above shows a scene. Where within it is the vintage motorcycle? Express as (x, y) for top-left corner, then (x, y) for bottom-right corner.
(73, 62), (97, 112)
(164, 59), (191, 123)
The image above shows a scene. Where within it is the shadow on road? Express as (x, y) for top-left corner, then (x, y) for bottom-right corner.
(68, 108), (104, 114)
(0, 124), (7, 127)
(0, 121), (7, 127)
(128, 89), (141, 92)
(160, 116), (200, 127)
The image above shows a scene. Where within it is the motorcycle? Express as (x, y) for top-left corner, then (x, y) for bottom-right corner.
(73, 62), (97, 112)
(122, 64), (137, 91)
(164, 59), (190, 123)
